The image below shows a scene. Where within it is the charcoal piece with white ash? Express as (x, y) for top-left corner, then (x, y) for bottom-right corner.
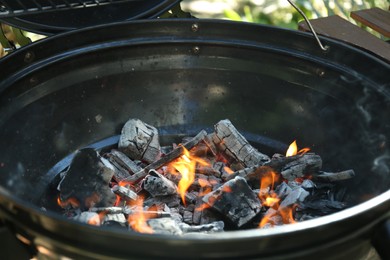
(202, 176), (261, 227)
(58, 148), (117, 210)
(179, 221), (225, 234)
(112, 185), (138, 202)
(105, 149), (143, 182)
(73, 211), (101, 225)
(102, 213), (127, 228)
(147, 218), (183, 235)
(212, 119), (270, 167)
(279, 187), (310, 208)
(281, 153), (322, 181)
(143, 170), (177, 197)
(312, 169), (355, 182)
(118, 118), (161, 163)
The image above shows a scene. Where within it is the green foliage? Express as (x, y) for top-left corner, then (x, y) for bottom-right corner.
(222, 0), (389, 29)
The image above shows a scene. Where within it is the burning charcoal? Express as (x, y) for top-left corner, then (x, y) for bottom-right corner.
(123, 130), (207, 183)
(147, 218), (183, 235)
(103, 213), (127, 226)
(112, 185), (138, 201)
(183, 210), (194, 224)
(179, 221), (225, 234)
(202, 176), (261, 227)
(312, 169), (355, 182)
(73, 211), (101, 225)
(59, 148), (117, 210)
(279, 187), (309, 208)
(204, 133), (218, 156)
(105, 150), (143, 182)
(90, 207), (124, 214)
(118, 118), (161, 163)
(259, 208), (283, 228)
(212, 119), (270, 167)
(275, 182), (292, 199)
(186, 191), (198, 204)
(301, 179), (316, 190)
(281, 153), (322, 181)
(144, 194), (181, 208)
(224, 165), (258, 181)
(143, 170), (177, 197)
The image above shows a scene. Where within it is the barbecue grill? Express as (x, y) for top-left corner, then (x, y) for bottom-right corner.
(0, 1), (389, 259)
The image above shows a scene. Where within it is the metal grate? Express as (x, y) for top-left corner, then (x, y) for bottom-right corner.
(0, 0), (138, 18)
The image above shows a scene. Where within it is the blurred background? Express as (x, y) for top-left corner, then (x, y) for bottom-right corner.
(1, 0), (389, 57)
(181, 0), (388, 29)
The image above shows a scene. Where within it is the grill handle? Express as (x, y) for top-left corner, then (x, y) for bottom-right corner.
(287, 0), (329, 52)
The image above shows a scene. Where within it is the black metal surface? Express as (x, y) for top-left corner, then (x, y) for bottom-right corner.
(0, 0), (139, 17)
(0, 19), (389, 258)
(0, 0), (180, 35)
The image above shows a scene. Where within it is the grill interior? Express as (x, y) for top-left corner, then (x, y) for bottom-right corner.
(0, 0), (138, 17)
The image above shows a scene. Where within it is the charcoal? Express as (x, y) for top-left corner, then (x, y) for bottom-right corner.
(144, 194), (181, 208)
(118, 118), (161, 163)
(185, 191), (198, 204)
(212, 119), (270, 167)
(90, 207), (123, 214)
(112, 185), (138, 201)
(298, 199), (347, 215)
(147, 218), (183, 235)
(200, 208), (221, 225)
(259, 208), (283, 227)
(183, 211), (194, 224)
(281, 153), (322, 181)
(202, 176), (261, 227)
(73, 211), (101, 225)
(275, 182), (292, 199)
(103, 213), (127, 225)
(58, 148), (117, 210)
(279, 187), (309, 208)
(123, 130), (208, 183)
(301, 179), (316, 190)
(224, 165), (258, 181)
(203, 133), (218, 156)
(106, 150), (143, 182)
(143, 170), (177, 197)
(179, 221), (225, 234)
(312, 169), (355, 182)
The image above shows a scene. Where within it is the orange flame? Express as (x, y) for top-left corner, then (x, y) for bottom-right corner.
(286, 140), (310, 157)
(57, 196), (80, 208)
(169, 146), (209, 205)
(224, 166), (234, 175)
(128, 196), (154, 234)
(259, 206), (296, 228)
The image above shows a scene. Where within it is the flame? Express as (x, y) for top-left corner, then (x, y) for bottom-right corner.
(286, 140), (310, 157)
(128, 196), (154, 234)
(169, 146), (209, 205)
(198, 178), (212, 196)
(257, 169), (297, 227)
(279, 206), (296, 224)
(195, 203), (211, 212)
(259, 206), (296, 228)
(57, 196), (80, 208)
(224, 166), (234, 175)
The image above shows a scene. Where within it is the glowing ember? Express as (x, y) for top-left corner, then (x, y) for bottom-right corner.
(128, 197), (154, 234)
(88, 212), (106, 226)
(224, 166), (234, 175)
(169, 146), (210, 205)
